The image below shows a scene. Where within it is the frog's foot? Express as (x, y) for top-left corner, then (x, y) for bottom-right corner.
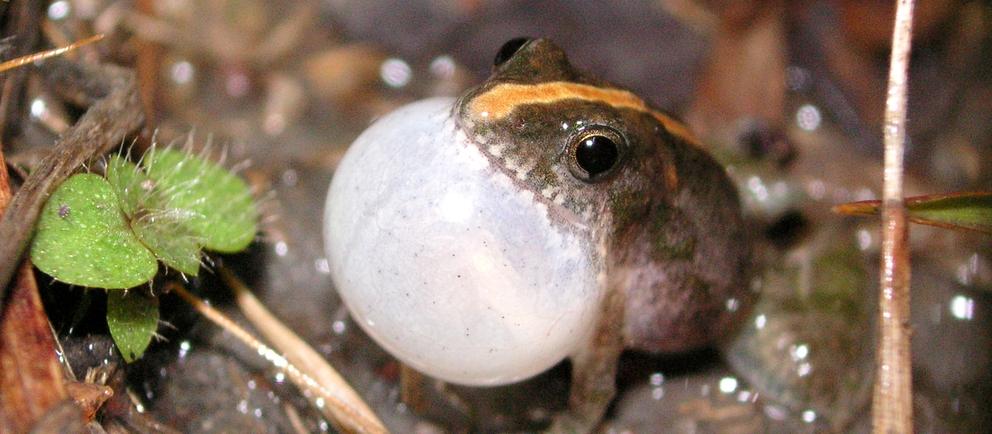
(546, 289), (626, 434)
(545, 342), (623, 434)
(546, 408), (606, 434)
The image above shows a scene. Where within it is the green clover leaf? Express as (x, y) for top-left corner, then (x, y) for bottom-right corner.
(30, 173), (158, 289)
(107, 155), (202, 276)
(143, 148), (258, 252)
(106, 291), (159, 363)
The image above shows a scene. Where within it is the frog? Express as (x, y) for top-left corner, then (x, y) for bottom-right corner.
(324, 38), (752, 432)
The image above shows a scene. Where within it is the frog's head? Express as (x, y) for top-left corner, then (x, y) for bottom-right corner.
(456, 39), (752, 352)
(325, 39), (751, 386)
(455, 39), (699, 243)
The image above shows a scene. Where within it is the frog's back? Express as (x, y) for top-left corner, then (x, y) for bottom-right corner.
(615, 130), (753, 353)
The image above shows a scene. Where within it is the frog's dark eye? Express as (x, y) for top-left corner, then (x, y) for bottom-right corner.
(567, 128), (625, 182)
(494, 37), (532, 67)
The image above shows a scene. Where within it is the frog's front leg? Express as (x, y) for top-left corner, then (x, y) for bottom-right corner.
(547, 286), (626, 434)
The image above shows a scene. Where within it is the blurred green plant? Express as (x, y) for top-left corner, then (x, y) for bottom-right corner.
(30, 146), (258, 361)
(834, 192), (992, 235)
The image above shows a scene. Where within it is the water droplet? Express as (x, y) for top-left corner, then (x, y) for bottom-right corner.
(429, 55), (455, 79)
(950, 294), (975, 320)
(178, 340), (191, 359)
(755, 314), (767, 329)
(737, 390), (753, 402)
(857, 229), (874, 251)
(725, 297), (740, 312)
(332, 320), (346, 335)
(380, 58), (412, 88)
(790, 343), (809, 361)
(47, 1), (71, 20)
(170, 61), (195, 84)
(796, 104), (822, 131)
(274, 241), (288, 256)
(30, 98), (47, 118)
(718, 376), (738, 394)
(649, 372), (664, 386)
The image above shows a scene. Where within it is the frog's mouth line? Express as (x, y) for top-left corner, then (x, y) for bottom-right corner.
(449, 101), (595, 235)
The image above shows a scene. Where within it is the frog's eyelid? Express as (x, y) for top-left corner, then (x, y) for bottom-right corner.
(564, 125), (627, 154)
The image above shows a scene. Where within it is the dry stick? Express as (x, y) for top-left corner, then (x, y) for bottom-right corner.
(169, 281), (388, 434)
(0, 60), (142, 304)
(217, 268), (387, 434)
(0, 34), (105, 73)
(874, 1), (915, 433)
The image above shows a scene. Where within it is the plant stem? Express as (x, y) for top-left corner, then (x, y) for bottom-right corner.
(217, 267), (388, 434)
(0, 34), (104, 74)
(874, 0), (915, 433)
(169, 281), (388, 434)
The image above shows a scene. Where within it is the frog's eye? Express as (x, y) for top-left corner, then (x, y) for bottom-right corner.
(567, 128), (625, 183)
(493, 37), (532, 67)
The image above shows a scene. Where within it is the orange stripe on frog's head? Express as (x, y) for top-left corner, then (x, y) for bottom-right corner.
(467, 81), (697, 145)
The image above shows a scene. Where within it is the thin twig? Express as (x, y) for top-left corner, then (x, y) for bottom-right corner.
(168, 281), (388, 434)
(0, 60), (142, 303)
(0, 34), (105, 74)
(874, 1), (915, 433)
(218, 267), (387, 434)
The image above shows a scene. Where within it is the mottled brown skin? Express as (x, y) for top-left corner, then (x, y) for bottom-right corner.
(456, 39), (753, 432)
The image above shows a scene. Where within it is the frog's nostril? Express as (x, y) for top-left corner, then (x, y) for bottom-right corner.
(493, 37), (532, 67)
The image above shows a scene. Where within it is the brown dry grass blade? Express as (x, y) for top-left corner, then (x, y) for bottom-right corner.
(834, 191), (992, 235)
(219, 268), (388, 434)
(169, 279), (389, 434)
(0, 34), (104, 74)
